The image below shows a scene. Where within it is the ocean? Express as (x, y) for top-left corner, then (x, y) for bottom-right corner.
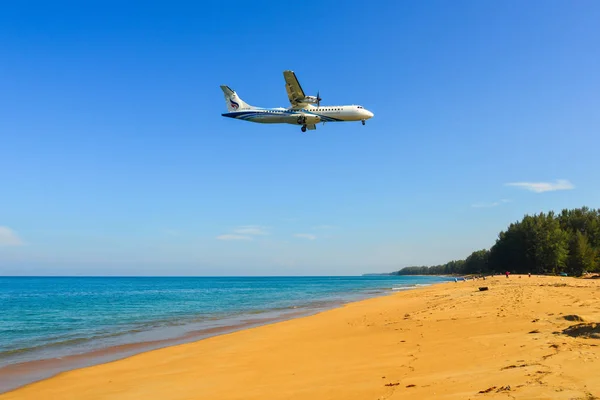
(0, 275), (451, 392)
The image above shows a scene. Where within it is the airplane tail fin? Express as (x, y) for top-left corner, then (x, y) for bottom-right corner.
(220, 85), (254, 111)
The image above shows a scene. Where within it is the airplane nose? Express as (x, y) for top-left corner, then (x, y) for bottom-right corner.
(365, 110), (374, 119)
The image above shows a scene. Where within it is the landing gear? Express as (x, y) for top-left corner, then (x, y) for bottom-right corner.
(361, 120), (366, 126)
(298, 115), (308, 133)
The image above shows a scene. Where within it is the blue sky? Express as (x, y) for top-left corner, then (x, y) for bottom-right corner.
(1, 1), (599, 276)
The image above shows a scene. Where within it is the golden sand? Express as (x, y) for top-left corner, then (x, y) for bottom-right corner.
(3, 275), (600, 399)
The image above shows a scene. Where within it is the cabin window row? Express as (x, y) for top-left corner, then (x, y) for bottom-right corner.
(263, 108), (343, 113)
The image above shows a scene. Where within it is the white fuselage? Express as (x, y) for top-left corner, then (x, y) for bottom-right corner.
(222, 104), (374, 125)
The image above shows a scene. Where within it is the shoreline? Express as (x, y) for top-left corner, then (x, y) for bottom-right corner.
(0, 280), (445, 394)
(0, 308), (319, 394)
(3, 275), (599, 399)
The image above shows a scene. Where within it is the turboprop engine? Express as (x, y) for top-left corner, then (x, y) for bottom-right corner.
(302, 96), (319, 104)
(296, 114), (321, 125)
(301, 91), (322, 106)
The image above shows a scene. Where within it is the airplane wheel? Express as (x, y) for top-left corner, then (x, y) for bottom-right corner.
(361, 120), (366, 126)
(301, 126), (307, 133)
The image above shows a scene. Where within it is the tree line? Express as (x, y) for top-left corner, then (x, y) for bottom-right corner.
(395, 207), (600, 277)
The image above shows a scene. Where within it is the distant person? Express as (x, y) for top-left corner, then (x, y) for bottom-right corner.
(505, 271), (510, 278)
(528, 272), (531, 278)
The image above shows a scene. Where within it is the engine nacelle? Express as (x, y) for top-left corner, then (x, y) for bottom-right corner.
(296, 114), (321, 125)
(301, 96), (319, 104)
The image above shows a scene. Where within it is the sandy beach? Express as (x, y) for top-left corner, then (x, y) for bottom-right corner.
(2, 275), (599, 400)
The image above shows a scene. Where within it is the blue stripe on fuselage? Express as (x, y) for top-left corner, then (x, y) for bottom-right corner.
(222, 109), (343, 122)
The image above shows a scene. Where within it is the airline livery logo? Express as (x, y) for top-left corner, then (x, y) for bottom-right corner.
(230, 99), (239, 110)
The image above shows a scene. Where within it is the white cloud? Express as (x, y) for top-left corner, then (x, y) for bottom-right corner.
(233, 226), (269, 236)
(471, 199), (511, 208)
(216, 234), (252, 241)
(0, 226), (23, 246)
(505, 179), (574, 193)
(294, 233), (317, 240)
(216, 225), (269, 241)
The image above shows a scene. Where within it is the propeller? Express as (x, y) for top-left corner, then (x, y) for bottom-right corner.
(316, 90), (322, 107)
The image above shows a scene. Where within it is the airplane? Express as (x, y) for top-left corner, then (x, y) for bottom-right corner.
(220, 70), (374, 132)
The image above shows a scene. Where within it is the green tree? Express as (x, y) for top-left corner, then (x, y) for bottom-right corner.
(532, 211), (569, 274)
(567, 232), (598, 276)
(489, 219), (533, 274)
(395, 207), (600, 276)
(558, 207), (600, 249)
(464, 249), (490, 274)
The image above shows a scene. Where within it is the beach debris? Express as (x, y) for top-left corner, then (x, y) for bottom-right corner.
(531, 318), (539, 322)
(561, 323), (600, 339)
(479, 287), (489, 291)
(385, 382), (400, 387)
(501, 363), (528, 370)
(529, 329), (540, 334)
(562, 314), (585, 322)
(406, 384), (416, 388)
(478, 386), (497, 393)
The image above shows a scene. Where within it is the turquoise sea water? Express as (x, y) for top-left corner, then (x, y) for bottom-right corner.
(0, 276), (451, 391)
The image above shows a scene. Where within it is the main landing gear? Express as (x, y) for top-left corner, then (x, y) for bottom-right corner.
(361, 120), (366, 126)
(297, 115), (308, 133)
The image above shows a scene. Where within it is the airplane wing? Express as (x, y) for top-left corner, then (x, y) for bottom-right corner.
(283, 70), (306, 107)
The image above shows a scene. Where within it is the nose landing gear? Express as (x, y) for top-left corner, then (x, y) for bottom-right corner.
(301, 125), (307, 133)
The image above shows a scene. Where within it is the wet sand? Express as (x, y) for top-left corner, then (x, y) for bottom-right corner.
(2, 275), (599, 399)
(0, 306), (339, 393)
